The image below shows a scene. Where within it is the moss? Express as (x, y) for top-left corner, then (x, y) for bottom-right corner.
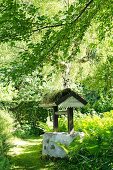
(42, 88), (72, 104)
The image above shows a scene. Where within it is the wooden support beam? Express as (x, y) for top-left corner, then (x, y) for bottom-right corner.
(53, 106), (58, 132)
(67, 108), (74, 133)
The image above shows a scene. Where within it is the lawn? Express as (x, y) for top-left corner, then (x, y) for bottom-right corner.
(8, 137), (53, 170)
(8, 137), (73, 170)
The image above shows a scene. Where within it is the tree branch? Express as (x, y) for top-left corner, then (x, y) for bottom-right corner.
(33, 0), (94, 32)
(32, 23), (65, 32)
(72, 0), (94, 24)
(45, 0), (94, 55)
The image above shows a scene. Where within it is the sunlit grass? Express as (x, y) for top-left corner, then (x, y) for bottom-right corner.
(8, 137), (58, 170)
(9, 137), (42, 157)
(8, 136), (79, 170)
(9, 137), (42, 169)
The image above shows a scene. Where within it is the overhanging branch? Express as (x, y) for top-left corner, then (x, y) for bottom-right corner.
(33, 0), (94, 32)
(72, 0), (94, 24)
(32, 23), (65, 32)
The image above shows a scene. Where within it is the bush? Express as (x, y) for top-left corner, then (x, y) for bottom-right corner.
(58, 116), (67, 132)
(11, 102), (48, 136)
(0, 110), (13, 170)
(39, 115), (68, 133)
(67, 110), (113, 169)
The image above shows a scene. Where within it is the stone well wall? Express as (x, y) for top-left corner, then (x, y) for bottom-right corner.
(42, 132), (84, 158)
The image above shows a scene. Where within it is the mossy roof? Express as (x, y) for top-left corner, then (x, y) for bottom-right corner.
(40, 88), (87, 108)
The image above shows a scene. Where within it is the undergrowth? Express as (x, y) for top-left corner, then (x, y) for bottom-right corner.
(0, 110), (13, 170)
(39, 110), (113, 169)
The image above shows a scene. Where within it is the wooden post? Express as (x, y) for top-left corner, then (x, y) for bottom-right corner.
(67, 107), (74, 133)
(53, 106), (58, 132)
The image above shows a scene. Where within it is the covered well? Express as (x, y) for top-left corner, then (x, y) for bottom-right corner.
(40, 88), (87, 157)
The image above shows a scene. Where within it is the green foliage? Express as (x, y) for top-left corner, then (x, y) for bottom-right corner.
(0, 109), (13, 170)
(84, 56), (113, 93)
(66, 110), (113, 169)
(93, 91), (113, 112)
(39, 115), (68, 133)
(82, 55), (113, 112)
(39, 119), (53, 133)
(0, 0), (112, 145)
(0, 82), (18, 101)
(12, 102), (48, 136)
(58, 116), (68, 132)
(0, 0), (112, 168)
(0, 0), (44, 42)
(8, 111), (113, 170)
(1, 0), (112, 78)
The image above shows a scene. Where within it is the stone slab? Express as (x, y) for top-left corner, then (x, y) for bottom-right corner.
(42, 132), (84, 158)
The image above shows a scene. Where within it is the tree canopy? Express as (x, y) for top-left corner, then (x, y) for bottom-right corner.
(0, 0), (113, 132)
(0, 0), (112, 74)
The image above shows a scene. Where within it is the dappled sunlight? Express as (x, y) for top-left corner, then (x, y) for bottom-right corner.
(9, 137), (42, 157)
(10, 137), (42, 146)
(45, 162), (55, 168)
(26, 138), (42, 144)
(9, 146), (25, 156)
(9, 137), (56, 170)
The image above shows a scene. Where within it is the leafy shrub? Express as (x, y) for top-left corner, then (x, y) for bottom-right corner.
(11, 102), (48, 136)
(93, 91), (113, 112)
(67, 110), (113, 169)
(13, 123), (32, 138)
(39, 119), (53, 132)
(0, 110), (13, 170)
(58, 116), (67, 132)
(38, 110), (113, 169)
(39, 116), (67, 132)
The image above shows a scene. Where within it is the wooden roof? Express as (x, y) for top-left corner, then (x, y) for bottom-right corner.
(55, 88), (87, 105)
(40, 88), (87, 108)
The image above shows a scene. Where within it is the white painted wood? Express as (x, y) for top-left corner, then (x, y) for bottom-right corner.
(58, 96), (84, 108)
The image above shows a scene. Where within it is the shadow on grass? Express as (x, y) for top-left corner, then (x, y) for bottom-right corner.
(9, 137), (56, 170)
(9, 137), (78, 170)
(8, 136), (112, 170)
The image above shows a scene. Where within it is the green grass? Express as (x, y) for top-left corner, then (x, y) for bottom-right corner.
(8, 137), (78, 170)
(8, 110), (113, 170)
(8, 137), (55, 170)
